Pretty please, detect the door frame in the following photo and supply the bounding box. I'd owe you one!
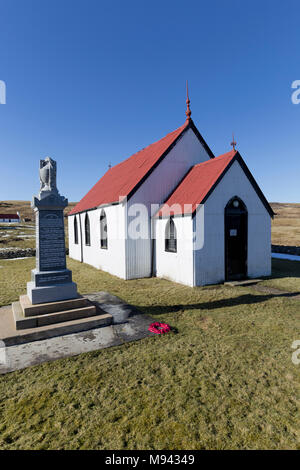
[224,196,248,281]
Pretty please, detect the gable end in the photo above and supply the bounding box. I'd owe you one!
[126,119,214,203]
[193,152,274,218]
[189,119,215,160]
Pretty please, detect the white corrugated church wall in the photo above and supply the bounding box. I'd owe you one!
[68,214,81,261]
[125,128,211,279]
[194,160,271,286]
[68,202,127,278]
[154,216,194,286]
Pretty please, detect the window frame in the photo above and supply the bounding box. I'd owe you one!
[74,216,78,245]
[100,210,108,250]
[85,213,91,246]
[165,217,177,253]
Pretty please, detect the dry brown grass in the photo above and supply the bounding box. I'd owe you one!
[270,203,300,246]
[0,200,77,222]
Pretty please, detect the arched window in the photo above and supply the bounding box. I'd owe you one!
[165,218,177,253]
[85,213,91,246]
[74,216,78,244]
[100,210,108,249]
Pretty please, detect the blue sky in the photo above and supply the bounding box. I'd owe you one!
[0,0,300,203]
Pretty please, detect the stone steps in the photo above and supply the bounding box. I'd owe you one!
[4,309,113,346]
[8,294,113,345]
[13,302,98,330]
[20,295,89,318]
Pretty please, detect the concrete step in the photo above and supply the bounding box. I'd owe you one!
[20,294,89,317]
[224,279,263,287]
[13,302,97,330]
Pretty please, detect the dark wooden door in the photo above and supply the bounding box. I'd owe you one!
[225,199,247,281]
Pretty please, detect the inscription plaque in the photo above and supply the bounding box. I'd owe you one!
[37,210,66,271]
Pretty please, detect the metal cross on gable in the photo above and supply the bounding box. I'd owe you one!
[231,133,237,151]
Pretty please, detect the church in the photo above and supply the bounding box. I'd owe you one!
[68,92,274,287]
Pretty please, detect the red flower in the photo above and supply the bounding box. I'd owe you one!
[148,322,171,334]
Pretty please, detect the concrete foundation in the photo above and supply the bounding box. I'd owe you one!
[0,293,155,375]
[0,292,154,369]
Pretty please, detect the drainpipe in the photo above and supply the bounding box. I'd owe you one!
[150,216,155,277]
[79,213,83,263]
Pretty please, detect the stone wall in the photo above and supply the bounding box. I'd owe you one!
[0,248,69,259]
[0,248,35,259]
[272,245,300,256]
[0,244,298,260]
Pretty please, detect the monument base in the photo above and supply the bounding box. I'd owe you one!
[27,281,78,305]
[31,268,73,286]
[8,294,112,341]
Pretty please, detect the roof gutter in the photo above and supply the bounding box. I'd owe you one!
[68,200,121,217]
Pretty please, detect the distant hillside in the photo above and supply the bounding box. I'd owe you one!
[270,202,300,247]
[270,202,300,218]
[0,200,77,221]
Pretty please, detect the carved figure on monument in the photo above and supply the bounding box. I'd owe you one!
[33,156,67,208]
[39,157,58,194]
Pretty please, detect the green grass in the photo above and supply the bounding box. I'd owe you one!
[0,258,299,449]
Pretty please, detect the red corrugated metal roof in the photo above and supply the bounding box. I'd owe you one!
[156,150,237,217]
[0,213,20,219]
[69,121,190,215]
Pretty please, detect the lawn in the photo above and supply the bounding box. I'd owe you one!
[0,257,299,450]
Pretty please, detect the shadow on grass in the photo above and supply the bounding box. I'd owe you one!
[143,290,300,316]
[270,258,300,279]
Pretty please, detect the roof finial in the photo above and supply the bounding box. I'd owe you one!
[185,80,191,121]
[108,161,112,169]
[230,133,237,151]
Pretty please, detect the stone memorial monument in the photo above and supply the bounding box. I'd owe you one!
[27,157,78,304]
[9,157,112,340]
